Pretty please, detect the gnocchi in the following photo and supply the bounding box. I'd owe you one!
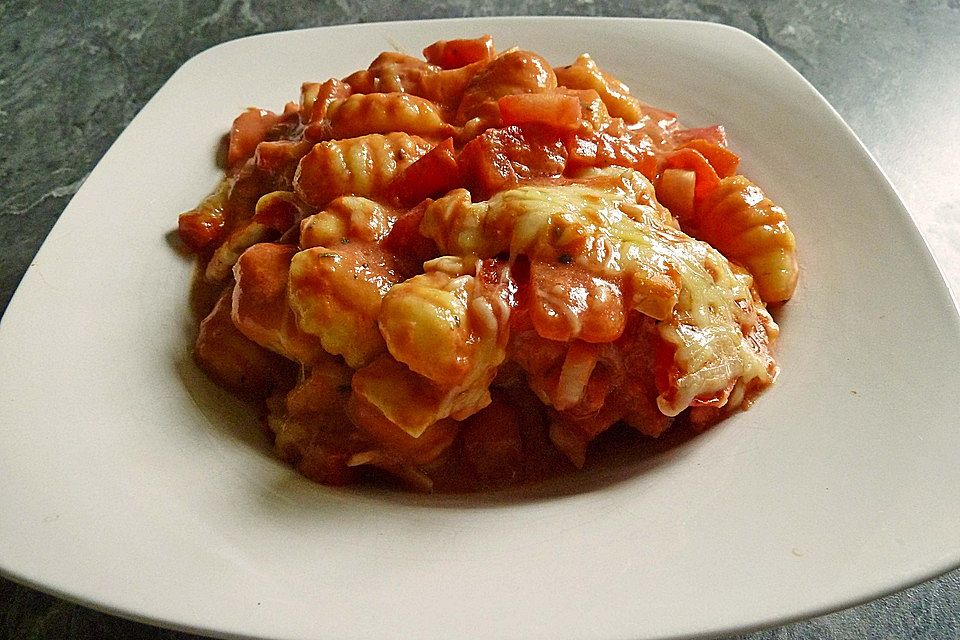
[178,36,798,491]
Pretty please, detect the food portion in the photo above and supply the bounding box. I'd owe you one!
[178,36,798,491]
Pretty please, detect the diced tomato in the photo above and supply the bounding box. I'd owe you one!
[178,208,224,251]
[254,139,312,176]
[566,133,599,164]
[459,125,567,198]
[497,93,581,130]
[195,288,293,396]
[388,138,461,206]
[380,201,440,276]
[563,129,658,179]
[422,35,495,69]
[678,138,739,179]
[672,124,727,147]
[347,384,459,465]
[177,179,231,251]
[303,79,352,140]
[250,193,299,232]
[653,337,679,404]
[640,104,679,128]
[529,261,626,343]
[661,147,721,204]
[227,108,283,170]
[458,134,516,197]
[606,132,658,178]
[456,51,558,124]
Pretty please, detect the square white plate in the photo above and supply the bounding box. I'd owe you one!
[2,17,960,640]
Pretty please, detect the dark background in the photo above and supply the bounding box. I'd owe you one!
[2,1,959,638]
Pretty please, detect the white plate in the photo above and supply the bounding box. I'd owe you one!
[2,17,959,640]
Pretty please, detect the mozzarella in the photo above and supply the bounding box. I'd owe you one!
[422,168,778,416]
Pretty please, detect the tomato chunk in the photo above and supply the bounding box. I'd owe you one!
[661,147,720,203]
[388,138,461,206]
[423,35,495,69]
[227,108,282,169]
[564,130,657,179]
[529,261,625,343]
[497,93,581,130]
[178,208,224,251]
[459,125,567,198]
[671,124,727,147]
[177,179,230,251]
[678,138,740,179]
[380,201,440,277]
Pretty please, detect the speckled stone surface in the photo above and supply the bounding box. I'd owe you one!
[1,1,959,639]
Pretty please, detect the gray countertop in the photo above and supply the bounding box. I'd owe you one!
[2,1,959,638]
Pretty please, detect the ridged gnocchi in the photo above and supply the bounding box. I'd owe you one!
[179,35,798,491]
[287,243,401,368]
[294,132,433,207]
[326,93,451,139]
[697,175,799,304]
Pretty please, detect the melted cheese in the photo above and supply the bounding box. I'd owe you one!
[656,249,778,416]
[421,168,778,416]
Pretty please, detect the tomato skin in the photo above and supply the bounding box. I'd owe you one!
[388,138,461,206]
[497,93,581,130]
[422,35,495,69]
[678,138,740,179]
